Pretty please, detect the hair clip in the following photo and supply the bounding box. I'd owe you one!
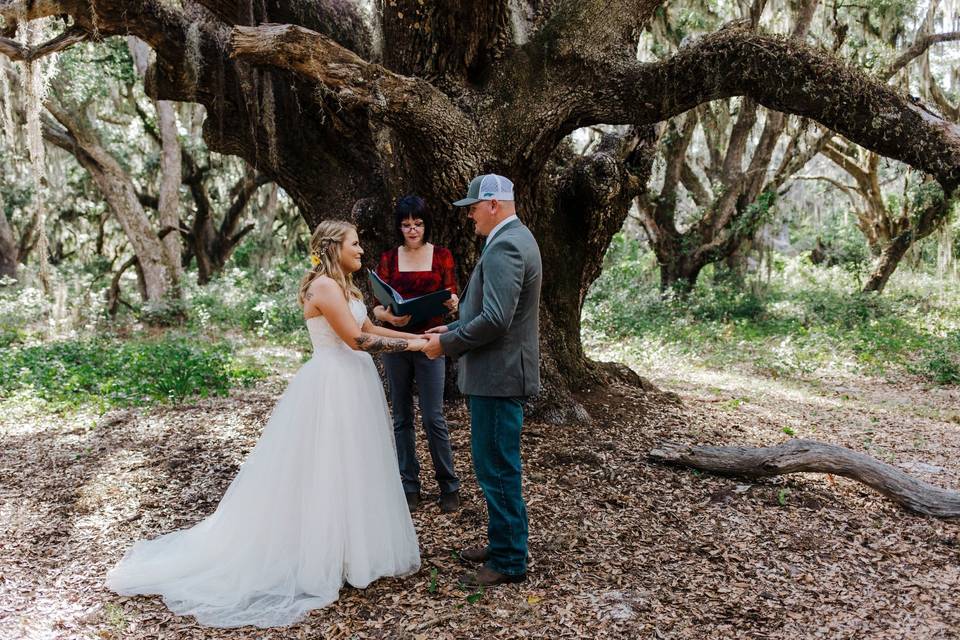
[309,253,321,267]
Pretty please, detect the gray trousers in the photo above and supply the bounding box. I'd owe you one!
[382,351,460,495]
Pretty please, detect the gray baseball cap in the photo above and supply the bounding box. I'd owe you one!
[452,174,515,206]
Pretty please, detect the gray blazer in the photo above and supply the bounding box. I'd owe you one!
[440,218,542,397]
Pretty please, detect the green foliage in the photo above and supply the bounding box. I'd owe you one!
[465,587,485,604]
[777,488,790,507]
[55,39,136,106]
[183,261,308,344]
[908,332,960,385]
[0,335,265,410]
[735,190,777,238]
[584,234,960,385]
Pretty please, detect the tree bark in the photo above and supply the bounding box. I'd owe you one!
[42,101,173,302]
[128,36,184,284]
[862,181,954,293]
[0,193,16,279]
[155,100,184,284]
[649,439,960,519]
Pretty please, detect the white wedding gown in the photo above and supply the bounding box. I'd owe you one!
[106,299,421,628]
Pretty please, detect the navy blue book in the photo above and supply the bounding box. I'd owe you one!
[368,271,452,327]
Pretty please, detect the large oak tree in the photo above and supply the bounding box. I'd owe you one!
[3,0,959,421]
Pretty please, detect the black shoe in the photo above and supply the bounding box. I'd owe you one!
[405,491,420,512]
[439,490,460,513]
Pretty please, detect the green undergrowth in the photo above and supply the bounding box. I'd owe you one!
[0,335,266,412]
[584,234,960,384]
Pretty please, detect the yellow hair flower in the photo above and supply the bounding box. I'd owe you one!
[309,253,321,267]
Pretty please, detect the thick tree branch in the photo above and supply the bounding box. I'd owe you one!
[219,170,270,241]
[879,32,960,81]
[649,439,960,519]
[229,22,484,197]
[680,161,711,207]
[0,0,69,30]
[533,0,663,58]
[588,28,960,187]
[662,113,697,197]
[0,26,85,61]
[193,0,372,57]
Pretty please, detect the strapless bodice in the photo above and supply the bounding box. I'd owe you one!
[306,298,367,350]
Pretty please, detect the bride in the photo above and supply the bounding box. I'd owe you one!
[106,220,426,628]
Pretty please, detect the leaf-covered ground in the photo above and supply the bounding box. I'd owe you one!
[2,347,959,639]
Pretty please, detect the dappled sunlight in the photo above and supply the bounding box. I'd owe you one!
[586,331,960,490]
[72,449,151,531]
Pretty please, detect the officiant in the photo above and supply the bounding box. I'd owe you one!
[372,194,461,514]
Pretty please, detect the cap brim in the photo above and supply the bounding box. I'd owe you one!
[452,197,481,207]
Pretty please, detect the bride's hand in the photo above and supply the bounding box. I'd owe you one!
[407,338,429,352]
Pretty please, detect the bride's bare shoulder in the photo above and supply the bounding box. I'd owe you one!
[308,275,338,295]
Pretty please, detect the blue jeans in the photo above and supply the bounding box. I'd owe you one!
[469,395,528,576]
[383,351,459,495]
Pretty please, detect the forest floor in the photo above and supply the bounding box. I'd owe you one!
[1,342,959,640]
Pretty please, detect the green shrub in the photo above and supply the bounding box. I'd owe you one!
[910,332,960,385]
[583,237,960,385]
[184,264,307,342]
[0,335,266,410]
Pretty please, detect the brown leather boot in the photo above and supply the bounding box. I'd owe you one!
[459,565,526,587]
[405,491,420,512]
[439,490,460,513]
[458,545,489,564]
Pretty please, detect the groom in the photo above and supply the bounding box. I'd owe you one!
[424,174,542,587]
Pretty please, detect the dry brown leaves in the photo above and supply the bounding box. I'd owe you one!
[1,362,959,639]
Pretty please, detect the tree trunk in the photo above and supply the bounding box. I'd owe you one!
[42,101,173,302]
[183,161,268,284]
[253,183,279,269]
[862,231,915,293]
[129,36,184,285]
[658,255,704,294]
[155,99,184,285]
[649,439,960,519]
[862,182,954,293]
[0,196,16,279]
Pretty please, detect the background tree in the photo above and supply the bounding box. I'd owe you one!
[637,0,960,294]
[3,0,960,420]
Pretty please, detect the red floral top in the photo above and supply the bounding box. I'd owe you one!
[375,245,458,333]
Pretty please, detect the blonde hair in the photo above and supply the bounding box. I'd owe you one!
[298,220,363,306]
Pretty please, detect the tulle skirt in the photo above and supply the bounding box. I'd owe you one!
[106,346,421,628]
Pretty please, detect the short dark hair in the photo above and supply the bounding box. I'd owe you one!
[393,194,431,242]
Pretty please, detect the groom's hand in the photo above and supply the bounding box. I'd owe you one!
[423,333,444,359]
[425,325,449,335]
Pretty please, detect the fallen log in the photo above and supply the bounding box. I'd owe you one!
[649,438,960,519]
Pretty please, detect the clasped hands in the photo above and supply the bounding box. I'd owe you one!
[402,326,447,357]
[421,325,447,359]
[373,295,456,358]
[393,327,445,357]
